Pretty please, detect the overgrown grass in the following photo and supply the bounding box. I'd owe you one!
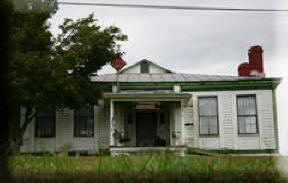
[8,154,287,183]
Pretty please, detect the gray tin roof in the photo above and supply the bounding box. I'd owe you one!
[91,73,263,83]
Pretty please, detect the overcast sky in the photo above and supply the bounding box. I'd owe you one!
[50,0,288,155]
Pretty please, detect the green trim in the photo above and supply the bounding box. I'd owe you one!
[182,85,273,91]
[120,86,173,90]
[186,148,278,155]
[104,92,191,99]
[272,89,279,153]
[94,78,282,92]
[209,149,277,154]
[21,149,111,156]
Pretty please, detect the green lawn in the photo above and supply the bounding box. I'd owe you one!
[8,154,288,183]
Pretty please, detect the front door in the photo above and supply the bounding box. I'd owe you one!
[136,112,157,147]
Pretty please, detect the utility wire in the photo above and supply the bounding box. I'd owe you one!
[58,2,288,12]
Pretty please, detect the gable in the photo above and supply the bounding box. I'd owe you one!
[120,59,173,74]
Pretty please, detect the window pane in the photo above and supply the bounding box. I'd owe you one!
[74,107,94,137]
[199,116,218,134]
[75,117,86,136]
[199,97,217,116]
[35,108,55,137]
[238,116,257,134]
[237,96,256,115]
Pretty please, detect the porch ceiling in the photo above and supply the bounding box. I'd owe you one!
[103,92,191,101]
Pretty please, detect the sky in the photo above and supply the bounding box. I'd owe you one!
[50,0,288,155]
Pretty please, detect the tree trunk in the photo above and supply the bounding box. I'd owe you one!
[13,106,37,150]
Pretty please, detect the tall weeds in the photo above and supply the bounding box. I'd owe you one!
[8,153,285,183]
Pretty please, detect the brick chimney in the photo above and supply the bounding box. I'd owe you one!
[238,45,265,77]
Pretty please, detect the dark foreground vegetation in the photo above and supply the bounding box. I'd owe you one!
[7,154,288,183]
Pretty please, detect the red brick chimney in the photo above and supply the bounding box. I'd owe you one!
[238,62,250,77]
[238,45,265,77]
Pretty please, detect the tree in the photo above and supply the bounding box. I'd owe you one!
[9,0,58,148]
[10,3,127,148]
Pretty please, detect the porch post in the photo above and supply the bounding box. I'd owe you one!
[110,99,116,146]
[181,99,186,146]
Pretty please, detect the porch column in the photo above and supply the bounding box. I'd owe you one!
[181,99,186,146]
[110,99,116,146]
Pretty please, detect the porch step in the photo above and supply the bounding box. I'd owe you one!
[186,148,222,156]
[110,147,187,156]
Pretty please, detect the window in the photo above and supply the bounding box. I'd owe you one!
[198,97,219,135]
[35,108,55,137]
[74,107,94,137]
[237,95,258,134]
[140,61,149,73]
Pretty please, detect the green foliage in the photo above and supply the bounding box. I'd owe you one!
[11,10,127,108]
[9,154,286,183]
[10,9,54,107]
[55,14,127,74]
[9,0,127,147]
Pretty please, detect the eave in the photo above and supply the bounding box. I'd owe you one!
[94,77,282,92]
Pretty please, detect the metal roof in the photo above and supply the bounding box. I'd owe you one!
[91,73,264,83]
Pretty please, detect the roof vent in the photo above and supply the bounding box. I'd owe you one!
[140,61,149,73]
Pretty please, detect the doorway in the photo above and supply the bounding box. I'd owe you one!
[136,112,157,147]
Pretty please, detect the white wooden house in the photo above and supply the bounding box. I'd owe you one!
[20,46,282,154]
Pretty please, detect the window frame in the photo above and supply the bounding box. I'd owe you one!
[236,94,259,135]
[74,107,94,137]
[140,61,149,73]
[198,96,219,136]
[35,108,56,138]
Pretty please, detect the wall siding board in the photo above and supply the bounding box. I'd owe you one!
[20,89,277,153]
[222,93,235,149]
[189,90,276,150]
[182,99,194,147]
[20,107,31,152]
[55,109,69,151]
[98,105,110,149]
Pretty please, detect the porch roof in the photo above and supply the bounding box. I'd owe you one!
[103,92,191,101]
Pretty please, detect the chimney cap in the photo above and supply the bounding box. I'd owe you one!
[249,45,263,54]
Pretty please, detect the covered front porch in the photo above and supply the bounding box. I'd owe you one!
[104,92,193,151]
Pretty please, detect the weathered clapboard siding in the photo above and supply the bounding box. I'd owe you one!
[199,137,220,149]
[73,138,94,150]
[55,109,69,151]
[20,106,102,152]
[34,138,55,152]
[97,102,110,149]
[237,136,260,149]
[221,93,235,149]
[183,103,194,147]
[257,90,276,149]
[189,90,276,150]
[20,89,277,153]
[20,107,31,152]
